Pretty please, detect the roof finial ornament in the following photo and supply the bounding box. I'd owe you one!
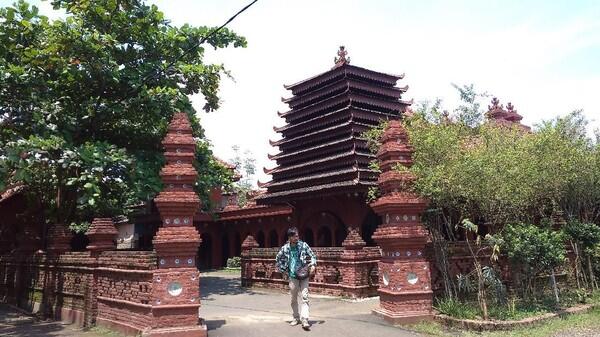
[506,102,516,113]
[333,45,350,68]
[488,97,502,111]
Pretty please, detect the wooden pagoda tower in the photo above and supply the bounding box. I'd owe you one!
[257,46,412,204]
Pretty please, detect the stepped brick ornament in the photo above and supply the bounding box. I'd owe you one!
[370,120,433,323]
[86,218,117,253]
[341,227,366,250]
[487,98,531,131]
[150,112,206,337]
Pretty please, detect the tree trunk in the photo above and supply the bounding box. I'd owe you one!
[571,241,582,289]
[550,269,560,304]
[588,255,597,290]
[476,263,488,320]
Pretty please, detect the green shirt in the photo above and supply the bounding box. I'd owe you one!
[289,244,300,278]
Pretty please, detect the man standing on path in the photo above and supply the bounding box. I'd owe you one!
[276,227,317,330]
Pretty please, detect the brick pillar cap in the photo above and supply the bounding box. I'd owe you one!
[47,223,73,253]
[86,217,118,236]
[86,217,117,252]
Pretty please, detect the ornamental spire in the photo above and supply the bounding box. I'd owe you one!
[333,45,350,68]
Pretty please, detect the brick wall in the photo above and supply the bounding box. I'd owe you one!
[0,250,157,332]
[241,246,380,298]
[0,252,94,325]
[240,241,528,298]
[95,251,156,332]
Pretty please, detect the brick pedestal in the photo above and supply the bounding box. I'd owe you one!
[339,228,370,297]
[46,223,73,255]
[241,235,259,287]
[370,120,433,324]
[84,218,118,327]
[147,113,206,337]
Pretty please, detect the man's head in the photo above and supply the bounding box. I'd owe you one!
[287,227,299,245]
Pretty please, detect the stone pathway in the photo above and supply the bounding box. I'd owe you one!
[199,270,420,337]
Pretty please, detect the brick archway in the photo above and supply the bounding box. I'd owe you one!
[268,229,278,248]
[256,230,265,248]
[198,233,213,270]
[361,210,381,247]
[303,228,314,246]
[303,211,345,247]
[316,226,333,246]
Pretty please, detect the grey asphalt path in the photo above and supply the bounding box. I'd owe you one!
[200,270,423,337]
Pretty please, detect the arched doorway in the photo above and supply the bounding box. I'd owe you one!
[361,210,381,246]
[334,224,347,247]
[221,235,230,267]
[303,211,344,247]
[256,230,265,248]
[234,232,241,257]
[269,229,279,248]
[316,226,332,246]
[198,233,213,270]
[303,228,314,247]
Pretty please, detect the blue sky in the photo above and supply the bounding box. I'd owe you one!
[2,0,600,183]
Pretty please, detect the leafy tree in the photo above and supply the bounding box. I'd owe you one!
[451,83,489,128]
[564,220,600,290]
[364,83,600,300]
[230,145,256,207]
[456,219,504,320]
[0,0,245,232]
[500,223,566,302]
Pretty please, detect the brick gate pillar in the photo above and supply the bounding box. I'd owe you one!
[85,217,117,327]
[147,112,206,337]
[370,120,433,324]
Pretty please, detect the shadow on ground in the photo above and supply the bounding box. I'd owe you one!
[0,305,69,337]
[201,275,258,298]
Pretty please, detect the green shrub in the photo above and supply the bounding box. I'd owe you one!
[226,256,241,268]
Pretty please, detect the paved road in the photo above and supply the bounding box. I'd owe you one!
[200,270,421,337]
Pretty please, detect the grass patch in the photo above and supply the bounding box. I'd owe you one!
[435,297,479,319]
[466,306,600,337]
[413,290,600,336]
[434,289,599,321]
[409,307,600,337]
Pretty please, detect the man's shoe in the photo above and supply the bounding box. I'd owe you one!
[289,319,301,326]
[302,319,310,330]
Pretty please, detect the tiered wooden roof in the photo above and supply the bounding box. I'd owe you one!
[257,47,411,204]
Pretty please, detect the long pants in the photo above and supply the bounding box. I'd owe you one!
[289,277,309,320]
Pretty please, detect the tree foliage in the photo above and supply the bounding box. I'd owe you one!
[230,145,256,207]
[0,0,245,231]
